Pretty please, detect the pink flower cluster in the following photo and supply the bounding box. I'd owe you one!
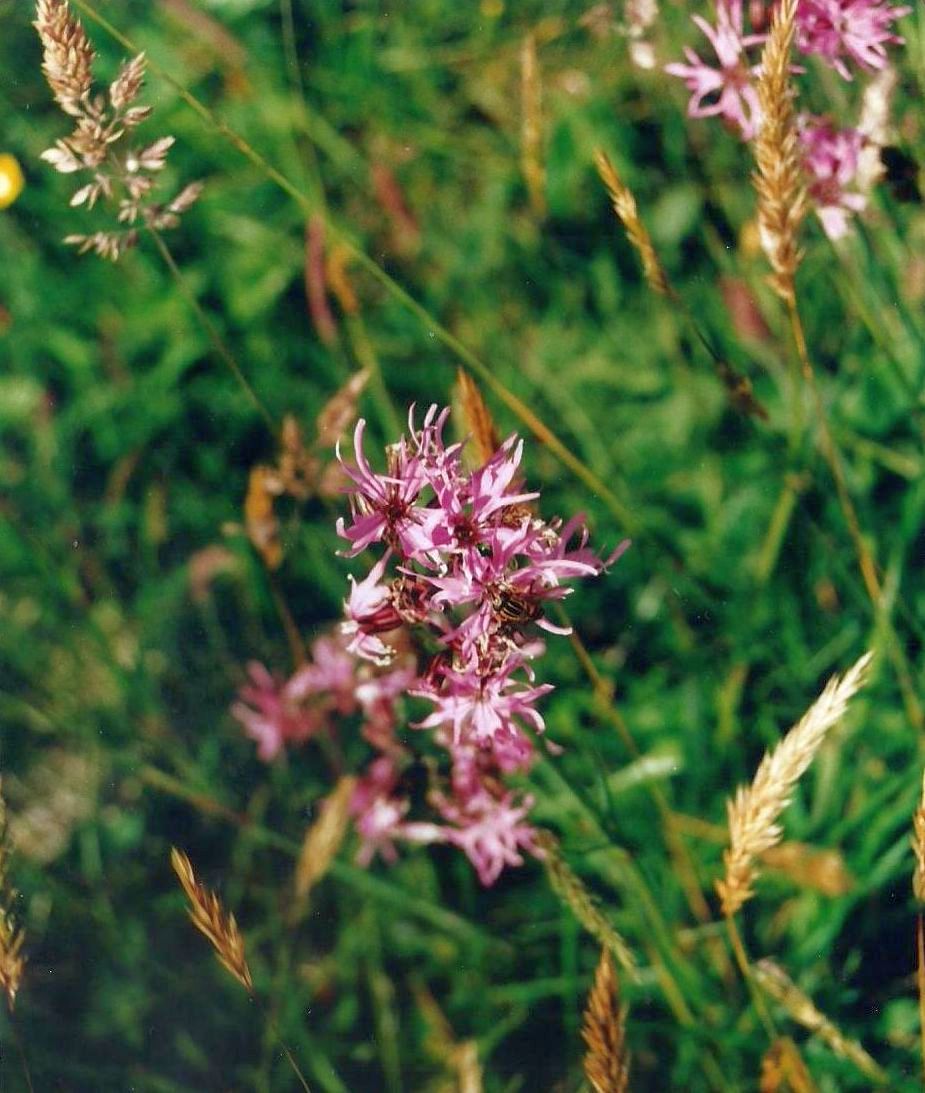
[337,406,623,884]
[667,0,909,237]
[232,406,622,885]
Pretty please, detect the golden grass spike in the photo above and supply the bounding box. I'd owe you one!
[752,0,807,304]
[755,959,887,1085]
[594,150,668,297]
[0,785,25,1012]
[912,769,925,902]
[760,1037,817,1093]
[293,776,356,908]
[520,33,545,218]
[170,847,253,993]
[455,369,502,465]
[536,831,636,974]
[717,652,872,917]
[582,949,630,1093]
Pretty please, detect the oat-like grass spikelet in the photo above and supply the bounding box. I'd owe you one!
[594,150,668,297]
[520,33,545,218]
[717,652,872,917]
[171,847,253,993]
[455,369,501,465]
[536,831,636,974]
[0,787,25,1012]
[582,949,630,1093]
[753,0,807,304]
[755,959,887,1084]
[760,1037,817,1092]
[293,776,356,908]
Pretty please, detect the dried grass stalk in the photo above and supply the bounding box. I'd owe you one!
[594,150,668,297]
[244,465,283,570]
[455,369,501,465]
[293,776,356,907]
[912,768,925,902]
[582,949,630,1093]
[752,0,807,303]
[520,33,546,217]
[170,847,253,993]
[0,786,25,1012]
[759,1037,817,1093]
[755,959,887,1084]
[536,831,636,973]
[760,841,854,898]
[316,370,369,450]
[717,652,872,917]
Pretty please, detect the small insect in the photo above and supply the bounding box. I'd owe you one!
[489,584,541,628]
[881,146,922,204]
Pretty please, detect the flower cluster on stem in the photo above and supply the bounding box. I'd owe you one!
[233,405,622,885]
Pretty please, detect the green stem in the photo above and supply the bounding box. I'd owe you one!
[147,227,275,431]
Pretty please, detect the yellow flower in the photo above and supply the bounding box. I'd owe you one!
[0,155,25,210]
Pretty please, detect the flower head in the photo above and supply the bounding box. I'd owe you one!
[798,115,867,238]
[796,0,910,80]
[666,0,766,138]
[0,155,25,210]
[231,662,322,762]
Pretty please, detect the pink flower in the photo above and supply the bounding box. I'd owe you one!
[342,553,402,664]
[796,0,910,80]
[231,661,322,761]
[336,418,442,559]
[666,0,765,139]
[350,758,444,866]
[438,789,539,886]
[799,116,867,238]
[288,633,359,715]
[415,652,552,765]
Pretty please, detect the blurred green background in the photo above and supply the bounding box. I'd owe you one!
[2,0,925,1089]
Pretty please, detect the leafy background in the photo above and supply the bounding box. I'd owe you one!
[1,0,925,1089]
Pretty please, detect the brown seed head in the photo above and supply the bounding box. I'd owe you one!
[170,847,253,993]
[594,149,669,296]
[0,787,25,1012]
[34,0,95,117]
[752,0,807,303]
[582,949,630,1093]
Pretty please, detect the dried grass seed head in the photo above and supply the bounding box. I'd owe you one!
[717,652,872,917]
[171,847,253,993]
[753,0,807,303]
[582,949,630,1093]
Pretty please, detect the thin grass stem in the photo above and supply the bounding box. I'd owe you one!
[147,227,275,431]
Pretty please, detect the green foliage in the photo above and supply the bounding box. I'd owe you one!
[1,0,925,1089]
